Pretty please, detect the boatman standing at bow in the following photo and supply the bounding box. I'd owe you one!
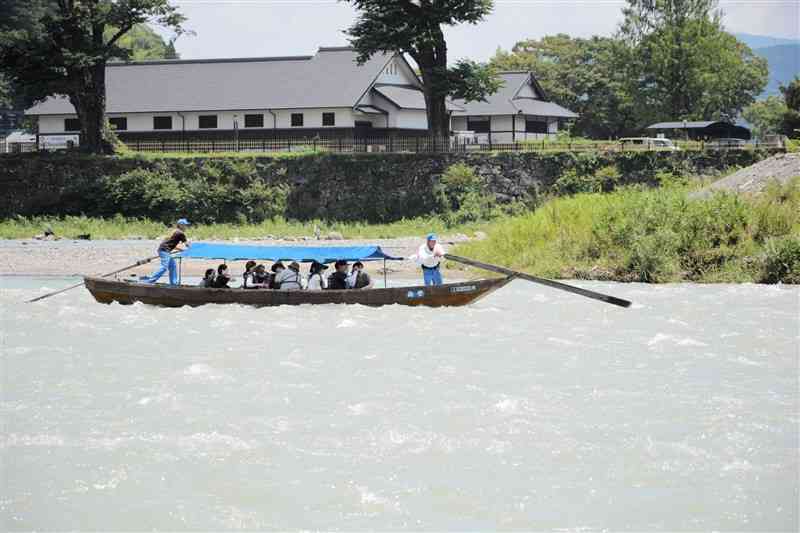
[141,218,190,285]
[411,233,445,286]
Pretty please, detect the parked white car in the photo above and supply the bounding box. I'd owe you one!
[619,137,681,151]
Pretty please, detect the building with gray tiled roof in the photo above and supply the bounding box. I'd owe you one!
[451,71,578,144]
[27,47,439,143]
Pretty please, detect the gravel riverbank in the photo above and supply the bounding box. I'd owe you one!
[0,236,470,280]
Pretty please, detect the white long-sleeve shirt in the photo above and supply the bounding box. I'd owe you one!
[307,272,327,290]
[412,242,445,268]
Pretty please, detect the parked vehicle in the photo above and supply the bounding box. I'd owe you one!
[619,137,681,151]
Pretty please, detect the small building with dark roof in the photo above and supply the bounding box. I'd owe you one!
[450,71,578,144]
[646,121,751,141]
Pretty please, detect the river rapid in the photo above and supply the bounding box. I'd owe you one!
[1,277,798,531]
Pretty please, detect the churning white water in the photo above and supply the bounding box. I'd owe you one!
[1,277,798,530]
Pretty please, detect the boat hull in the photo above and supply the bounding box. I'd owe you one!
[83,276,512,308]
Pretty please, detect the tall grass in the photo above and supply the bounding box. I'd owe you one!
[453,177,800,283]
[0,214,486,241]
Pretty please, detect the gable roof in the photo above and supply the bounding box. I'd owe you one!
[451,71,578,119]
[26,47,394,115]
[372,84,463,112]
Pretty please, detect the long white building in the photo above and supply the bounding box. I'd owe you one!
[26,47,577,145]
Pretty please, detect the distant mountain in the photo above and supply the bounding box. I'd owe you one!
[733,33,799,50]
[755,44,800,96]
[732,33,799,98]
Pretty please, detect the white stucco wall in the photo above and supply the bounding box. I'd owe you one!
[36,107,370,134]
[450,114,558,143]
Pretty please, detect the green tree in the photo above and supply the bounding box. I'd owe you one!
[343,0,501,137]
[0,0,186,154]
[620,0,768,123]
[780,77,800,138]
[742,96,788,138]
[106,23,181,61]
[491,35,640,138]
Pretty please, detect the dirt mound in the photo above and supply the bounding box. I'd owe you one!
[692,153,800,198]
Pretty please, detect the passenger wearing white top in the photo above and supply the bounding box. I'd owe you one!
[410,233,445,286]
[275,261,304,290]
[306,261,328,290]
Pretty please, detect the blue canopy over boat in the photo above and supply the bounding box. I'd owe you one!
[177,243,402,263]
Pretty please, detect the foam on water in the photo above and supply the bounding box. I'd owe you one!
[1,277,798,530]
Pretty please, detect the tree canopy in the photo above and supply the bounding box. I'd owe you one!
[343,0,500,137]
[0,0,186,153]
[619,0,768,123]
[490,0,769,138]
[490,35,639,138]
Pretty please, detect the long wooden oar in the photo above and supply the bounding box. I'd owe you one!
[27,255,159,303]
[445,254,632,308]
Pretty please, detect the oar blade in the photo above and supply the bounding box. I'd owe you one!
[445,254,632,308]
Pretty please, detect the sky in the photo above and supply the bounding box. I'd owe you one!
[163,0,800,62]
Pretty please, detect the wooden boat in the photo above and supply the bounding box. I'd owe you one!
[84,275,514,308]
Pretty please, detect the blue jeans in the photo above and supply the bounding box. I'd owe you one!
[422,266,443,286]
[143,250,177,285]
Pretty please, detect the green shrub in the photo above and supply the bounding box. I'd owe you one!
[759,235,800,283]
[751,177,800,241]
[436,162,499,226]
[102,167,187,223]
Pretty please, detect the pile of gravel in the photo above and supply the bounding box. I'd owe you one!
[691,153,800,198]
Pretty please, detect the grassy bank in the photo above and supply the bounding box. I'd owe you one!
[452,178,800,284]
[0,214,486,241]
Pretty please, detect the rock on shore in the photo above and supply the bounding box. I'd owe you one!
[692,153,800,198]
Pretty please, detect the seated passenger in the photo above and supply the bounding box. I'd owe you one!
[269,262,285,289]
[242,260,257,289]
[251,264,270,288]
[347,261,374,289]
[306,260,329,290]
[198,268,216,288]
[275,261,303,290]
[327,260,349,290]
[211,264,232,288]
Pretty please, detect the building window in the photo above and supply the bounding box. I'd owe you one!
[108,117,127,131]
[244,114,263,128]
[525,119,548,134]
[64,118,81,132]
[322,112,335,127]
[291,113,304,127]
[198,115,218,129]
[153,116,172,130]
[467,118,490,134]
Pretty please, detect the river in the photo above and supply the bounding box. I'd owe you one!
[1,277,798,530]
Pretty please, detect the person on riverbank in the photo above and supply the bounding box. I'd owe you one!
[307,261,328,290]
[141,219,190,285]
[327,260,349,290]
[411,233,445,286]
[347,261,373,289]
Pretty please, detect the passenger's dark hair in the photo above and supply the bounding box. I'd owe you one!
[245,260,257,271]
[217,264,228,275]
[203,268,215,279]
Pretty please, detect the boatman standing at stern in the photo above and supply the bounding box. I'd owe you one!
[412,233,445,286]
[141,218,190,285]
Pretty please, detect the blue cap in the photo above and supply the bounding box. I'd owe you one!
[427,233,438,241]
[177,218,190,226]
